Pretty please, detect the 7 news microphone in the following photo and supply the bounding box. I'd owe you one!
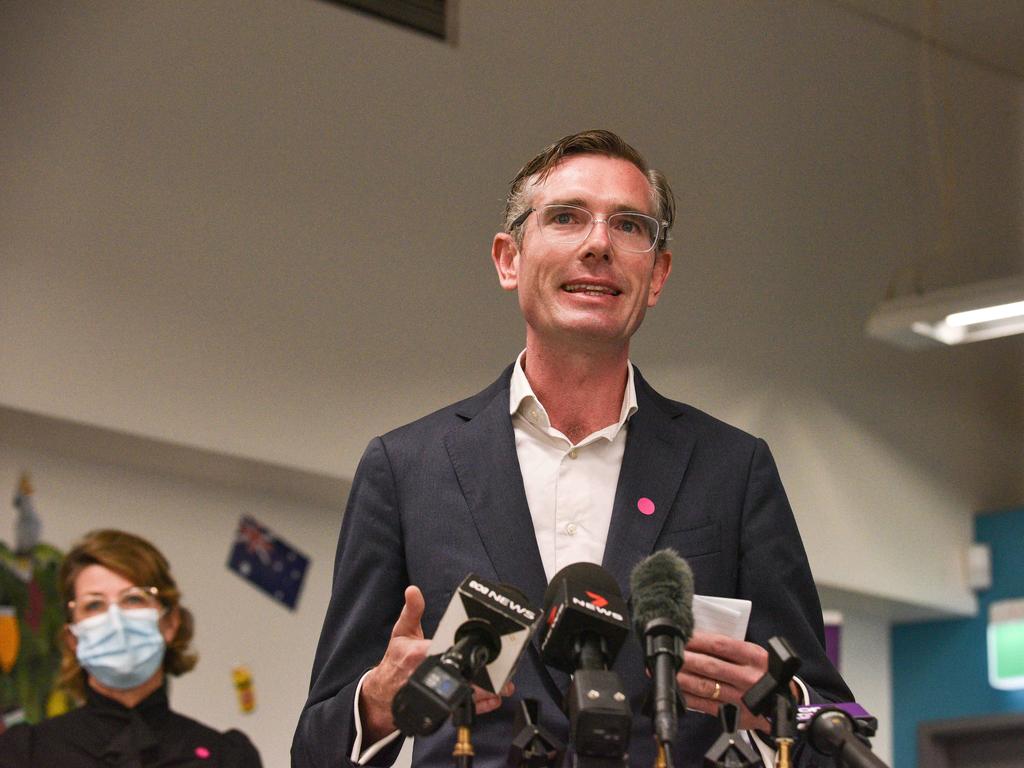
[539,562,632,764]
[392,574,540,737]
[628,548,695,761]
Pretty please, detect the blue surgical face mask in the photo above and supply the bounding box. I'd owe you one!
[71,605,167,690]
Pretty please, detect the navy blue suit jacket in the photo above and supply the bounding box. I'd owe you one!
[292,366,851,767]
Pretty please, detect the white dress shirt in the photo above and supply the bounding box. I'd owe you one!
[509,349,638,582]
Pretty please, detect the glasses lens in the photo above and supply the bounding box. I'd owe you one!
[72,587,159,619]
[537,205,592,243]
[118,587,159,613]
[536,205,659,252]
[74,596,110,619]
[607,212,659,252]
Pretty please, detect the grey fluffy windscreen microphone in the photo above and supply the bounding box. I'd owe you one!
[630,548,695,640]
[629,549,695,747]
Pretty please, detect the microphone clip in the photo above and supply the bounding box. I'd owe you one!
[507,699,565,768]
[741,636,801,768]
[703,704,760,768]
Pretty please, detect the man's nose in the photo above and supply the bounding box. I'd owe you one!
[582,218,613,261]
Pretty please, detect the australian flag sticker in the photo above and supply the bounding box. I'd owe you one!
[227,515,309,610]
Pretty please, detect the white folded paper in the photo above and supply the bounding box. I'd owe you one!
[692,594,752,640]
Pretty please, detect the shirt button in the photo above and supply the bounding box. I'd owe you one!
[566,523,578,536]
[568,449,578,459]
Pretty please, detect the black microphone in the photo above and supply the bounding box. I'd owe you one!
[629,549,695,748]
[540,562,629,672]
[392,574,540,736]
[806,708,889,768]
[539,562,631,762]
[796,702,877,735]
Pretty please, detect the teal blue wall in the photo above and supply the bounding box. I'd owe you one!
[891,506,1024,768]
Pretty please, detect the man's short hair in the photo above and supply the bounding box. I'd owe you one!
[503,129,675,250]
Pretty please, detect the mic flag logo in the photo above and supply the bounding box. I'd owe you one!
[227,515,309,611]
[428,575,541,694]
[585,591,609,608]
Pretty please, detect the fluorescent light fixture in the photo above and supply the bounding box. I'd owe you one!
[866,275,1024,348]
[988,599,1024,690]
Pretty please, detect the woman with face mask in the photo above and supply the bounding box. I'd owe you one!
[0,529,262,766]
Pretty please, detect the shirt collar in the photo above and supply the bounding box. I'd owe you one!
[509,349,639,434]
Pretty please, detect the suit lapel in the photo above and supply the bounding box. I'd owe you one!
[602,368,696,598]
[443,369,572,701]
[443,370,549,613]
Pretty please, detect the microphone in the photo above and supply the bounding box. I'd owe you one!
[539,562,629,672]
[539,562,631,762]
[392,574,540,736]
[806,708,889,768]
[796,702,877,735]
[629,549,695,747]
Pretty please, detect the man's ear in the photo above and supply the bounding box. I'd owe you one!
[492,233,520,292]
[647,249,672,307]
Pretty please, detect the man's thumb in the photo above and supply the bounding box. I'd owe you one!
[391,585,426,639]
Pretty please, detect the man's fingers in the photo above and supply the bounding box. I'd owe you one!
[686,631,768,668]
[678,667,772,733]
[677,670,728,701]
[471,680,516,716]
[684,694,769,732]
[682,632,769,695]
[391,585,426,640]
[475,695,502,715]
[470,680,515,703]
[473,691,503,715]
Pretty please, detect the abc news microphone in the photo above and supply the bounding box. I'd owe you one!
[391,575,540,737]
[539,562,631,766]
[628,549,695,764]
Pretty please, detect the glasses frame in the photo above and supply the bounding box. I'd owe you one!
[510,204,669,253]
[67,585,162,620]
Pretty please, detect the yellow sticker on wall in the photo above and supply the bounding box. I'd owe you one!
[232,665,256,713]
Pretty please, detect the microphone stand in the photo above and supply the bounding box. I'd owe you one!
[566,634,631,768]
[704,704,760,768]
[452,694,475,768]
[741,637,801,768]
[507,699,565,768]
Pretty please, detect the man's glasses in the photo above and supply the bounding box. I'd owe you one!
[510,204,667,253]
[68,586,161,620]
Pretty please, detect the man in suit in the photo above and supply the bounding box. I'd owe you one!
[292,130,851,768]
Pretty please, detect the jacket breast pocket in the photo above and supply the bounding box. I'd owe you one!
[656,520,721,560]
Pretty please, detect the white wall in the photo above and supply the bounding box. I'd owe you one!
[0,441,341,767]
[836,608,893,765]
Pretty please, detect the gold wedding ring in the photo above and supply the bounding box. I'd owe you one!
[711,681,721,700]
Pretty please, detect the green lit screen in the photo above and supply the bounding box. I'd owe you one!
[989,620,1024,688]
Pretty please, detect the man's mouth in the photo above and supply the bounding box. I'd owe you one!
[562,283,621,296]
